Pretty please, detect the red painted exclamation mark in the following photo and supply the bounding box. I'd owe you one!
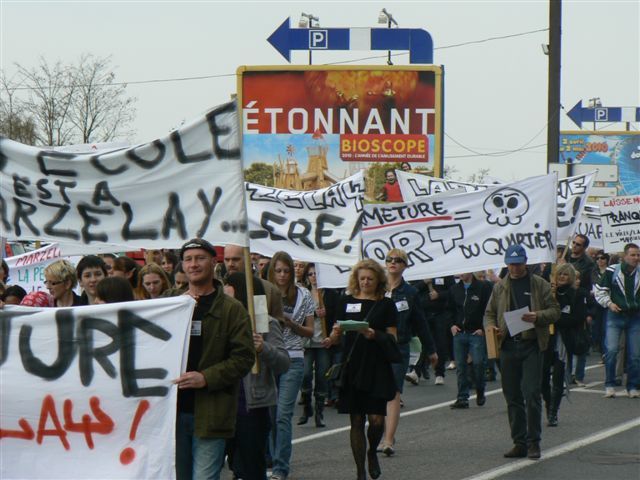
[119,400,150,465]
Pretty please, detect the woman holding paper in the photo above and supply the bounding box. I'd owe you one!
[542,263,587,426]
[268,251,314,480]
[328,259,398,480]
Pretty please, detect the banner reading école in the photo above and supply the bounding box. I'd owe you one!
[0,296,194,479]
[0,101,248,249]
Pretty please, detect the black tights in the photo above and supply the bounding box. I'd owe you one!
[350,413,384,479]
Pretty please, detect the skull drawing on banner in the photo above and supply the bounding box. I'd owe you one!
[483,188,530,226]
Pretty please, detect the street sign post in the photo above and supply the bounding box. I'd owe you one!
[267,17,434,64]
[566,100,640,129]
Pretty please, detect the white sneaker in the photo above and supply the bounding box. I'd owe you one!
[405,371,419,385]
[446,361,456,370]
[574,379,586,387]
[604,387,616,398]
[435,376,444,385]
[628,389,640,398]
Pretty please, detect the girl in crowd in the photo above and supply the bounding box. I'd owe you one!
[542,263,587,426]
[267,251,314,480]
[1,285,27,305]
[298,262,339,428]
[223,272,290,480]
[111,256,141,290]
[76,255,108,305]
[161,251,179,283]
[173,264,189,291]
[135,263,172,300]
[95,276,135,304]
[44,260,83,307]
[100,253,116,275]
[293,260,307,285]
[328,259,398,480]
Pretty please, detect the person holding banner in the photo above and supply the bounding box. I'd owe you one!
[267,251,314,480]
[594,242,640,398]
[327,259,399,480]
[44,260,83,307]
[484,244,560,460]
[170,238,255,480]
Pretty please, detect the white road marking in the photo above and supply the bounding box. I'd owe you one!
[461,418,640,480]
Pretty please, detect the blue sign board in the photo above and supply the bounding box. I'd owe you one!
[567,100,640,129]
[267,18,434,64]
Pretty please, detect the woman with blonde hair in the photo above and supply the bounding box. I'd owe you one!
[135,263,172,300]
[327,259,399,480]
[44,259,82,307]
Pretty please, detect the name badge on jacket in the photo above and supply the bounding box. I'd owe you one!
[191,320,202,336]
[395,300,409,312]
[561,305,571,314]
[346,303,362,313]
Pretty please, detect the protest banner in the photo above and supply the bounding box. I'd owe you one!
[3,243,82,293]
[316,263,352,289]
[0,296,194,479]
[362,174,557,280]
[599,195,640,252]
[238,65,444,201]
[0,101,248,250]
[397,170,595,242]
[574,204,604,249]
[245,172,365,265]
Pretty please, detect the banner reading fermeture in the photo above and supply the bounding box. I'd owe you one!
[363,174,557,280]
[0,101,248,249]
[0,296,194,479]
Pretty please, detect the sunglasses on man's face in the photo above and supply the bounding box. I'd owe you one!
[386,257,406,264]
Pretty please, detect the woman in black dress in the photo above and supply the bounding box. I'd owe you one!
[328,259,398,480]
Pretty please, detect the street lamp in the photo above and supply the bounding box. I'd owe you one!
[299,13,319,65]
[378,8,398,65]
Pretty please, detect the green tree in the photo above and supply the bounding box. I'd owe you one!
[244,162,274,186]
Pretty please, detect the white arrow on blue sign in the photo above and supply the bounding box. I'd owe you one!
[566,100,640,128]
[267,17,434,64]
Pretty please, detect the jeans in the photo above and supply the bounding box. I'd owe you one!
[452,332,487,400]
[570,353,587,382]
[271,357,305,478]
[390,342,411,393]
[500,339,543,446]
[301,348,331,400]
[175,412,226,480]
[604,311,640,389]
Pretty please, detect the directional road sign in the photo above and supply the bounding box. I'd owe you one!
[267,17,434,64]
[566,100,640,129]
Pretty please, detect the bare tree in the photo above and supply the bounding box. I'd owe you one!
[0,73,37,144]
[17,58,76,146]
[69,54,136,143]
[1,54,136,146]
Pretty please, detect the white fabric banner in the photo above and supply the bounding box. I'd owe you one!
[316,263,351,289]
[245,172,365,265]
[4,243,80,293]
[0,101,248,249]
[397,170,596,243]
[362,174,558,280]
[600,195,640,253]
[0,296,194,480]
[574,204,603,249]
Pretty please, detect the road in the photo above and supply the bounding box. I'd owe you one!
[223,357,640,480]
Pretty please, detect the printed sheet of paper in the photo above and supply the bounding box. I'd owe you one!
[503,307,534,336]
[254,295,269,333]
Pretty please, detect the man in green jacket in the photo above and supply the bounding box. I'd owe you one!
[172,238,255,480]
[484,244,560,461]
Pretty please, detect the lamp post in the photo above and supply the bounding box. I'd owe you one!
[299,13,319,65]
[378,8,398,65]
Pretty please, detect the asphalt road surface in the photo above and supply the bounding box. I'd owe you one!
[223,356,640,480]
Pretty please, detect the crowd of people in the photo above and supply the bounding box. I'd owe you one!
[0,236,638,480]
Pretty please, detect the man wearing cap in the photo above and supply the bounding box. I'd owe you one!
[484,244,560,460]
[169,238,255,480]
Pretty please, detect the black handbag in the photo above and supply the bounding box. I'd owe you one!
[570,325,591,356]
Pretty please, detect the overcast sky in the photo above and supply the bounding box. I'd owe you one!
[1,1,638,181]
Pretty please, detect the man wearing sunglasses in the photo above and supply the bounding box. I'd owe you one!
[568,234,596,293]
[381,248,437,456]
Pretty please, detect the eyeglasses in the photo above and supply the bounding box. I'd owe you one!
[596,256,607,261]
[307,272,316,276]
[44,280,63,287]
[385,257,406,264]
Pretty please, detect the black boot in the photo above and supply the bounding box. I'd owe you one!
[297,393,313,425]
[314,399,326,428]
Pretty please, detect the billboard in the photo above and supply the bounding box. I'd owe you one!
[559,131,640,195]
[237,65,443,200]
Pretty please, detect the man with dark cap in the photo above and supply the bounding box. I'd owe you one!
[484,244,560,460]
[169,238,255,480]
